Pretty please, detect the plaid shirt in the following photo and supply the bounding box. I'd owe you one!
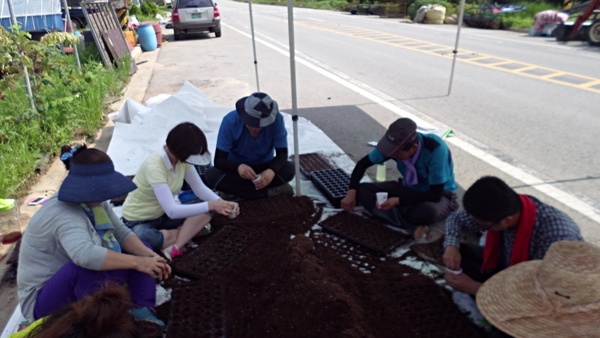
[444,195,583,268]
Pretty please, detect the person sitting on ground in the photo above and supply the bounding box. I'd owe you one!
[13,283,145,338]
[443,176,583,296]
[340,117,458,236]
[204,92,295,199]
[17,145,170,330]
[122,122,237,259]
[476,240,600,338]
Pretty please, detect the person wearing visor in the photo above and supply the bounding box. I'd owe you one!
[122,122,237,259]
[204,92,295,200]
[443,176,583,296]
[17,145,169,328]
[341,117,458,235]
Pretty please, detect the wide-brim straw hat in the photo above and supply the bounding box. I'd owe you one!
[476,241,600,337]
[58,160,137,204]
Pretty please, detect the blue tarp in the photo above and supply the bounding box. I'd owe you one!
[0,0,63,31]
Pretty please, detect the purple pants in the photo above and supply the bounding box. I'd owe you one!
[33,261,156,320]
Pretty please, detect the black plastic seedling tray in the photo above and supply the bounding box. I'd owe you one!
[172,225,257,280]
[310,168,350,208]
[319,212,411,255]
[167,283,226,338]
[294,152,337,178]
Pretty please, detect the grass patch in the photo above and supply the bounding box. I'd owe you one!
[0,26,130,197]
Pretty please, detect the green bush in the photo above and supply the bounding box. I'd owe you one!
[141,1,159,16]
[129,4,140,16]
[0,26,129,197]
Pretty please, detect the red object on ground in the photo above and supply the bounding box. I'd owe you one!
[1,231,22,245]
[141,21,162,47]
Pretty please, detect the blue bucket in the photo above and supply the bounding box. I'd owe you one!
[138,24,157,52]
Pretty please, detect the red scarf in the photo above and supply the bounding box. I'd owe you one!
[481,195,536,273]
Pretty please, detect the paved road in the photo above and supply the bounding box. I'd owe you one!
[149,1,600,244]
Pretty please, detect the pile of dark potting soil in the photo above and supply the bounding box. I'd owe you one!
[158,196,485,338]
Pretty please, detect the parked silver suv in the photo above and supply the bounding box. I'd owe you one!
[172,0,221,40]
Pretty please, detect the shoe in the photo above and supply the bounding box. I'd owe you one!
[162,244,184,261]
[195,223,212,237]
[137,320,164,338]
[267,183,294,197]
[131,307,165,327]
[218,191,242,201]
[413,225,429,240]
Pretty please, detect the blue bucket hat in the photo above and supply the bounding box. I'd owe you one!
[235,92,279,128]
[58,160,137,204]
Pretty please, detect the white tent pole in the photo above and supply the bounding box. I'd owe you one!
[248,0,260,91]
[286,0,301,196]
[448,0,466,96]
[6,0,36,111]
[61,0,82,73]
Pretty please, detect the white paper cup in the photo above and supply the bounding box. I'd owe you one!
[446,268,462,275]
[228,203,238,219]
[376,192,388,205]
[252,174,262,185]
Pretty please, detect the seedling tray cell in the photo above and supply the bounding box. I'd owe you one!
[319,212,410,255]
[390,275,484,337]
[310,168,350,208]
[295,152,337,178]
[212,196,319,231]
[167,283,226,338]
[173,226,257,279]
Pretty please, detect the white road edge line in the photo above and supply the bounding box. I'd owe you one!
[224,23,600,230]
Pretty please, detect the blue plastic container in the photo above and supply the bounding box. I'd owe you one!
[137,24,157,52]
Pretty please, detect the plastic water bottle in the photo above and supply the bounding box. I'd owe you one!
[376,164,386,182]
[0,199,22,245]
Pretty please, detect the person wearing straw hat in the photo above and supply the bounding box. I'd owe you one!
[443,176,583,296]
[341,117,458,236]
[204,92,295,200]
[17,145,170,329]
[476,240,600,337]
[122,122,237,260]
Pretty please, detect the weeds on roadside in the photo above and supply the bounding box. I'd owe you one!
[0,26,130,197]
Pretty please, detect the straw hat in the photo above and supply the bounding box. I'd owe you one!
[476,241,600,337]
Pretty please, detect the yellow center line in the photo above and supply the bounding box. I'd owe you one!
[293,20,600,94]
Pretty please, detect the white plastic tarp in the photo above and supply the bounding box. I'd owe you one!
[106,81,352,177]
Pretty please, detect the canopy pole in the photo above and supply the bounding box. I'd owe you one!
[61,0,82,73]
[6,0,36,111]
[248,0,260,91]
[286,0,301,196]
[448,0,466,96]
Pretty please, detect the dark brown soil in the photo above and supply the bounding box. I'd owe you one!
[158,196,485,338]
[296,152,337,177]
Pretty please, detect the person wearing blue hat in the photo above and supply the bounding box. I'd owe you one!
[122,122,237,260]
[204,92,295,199]
[17,145,170,331]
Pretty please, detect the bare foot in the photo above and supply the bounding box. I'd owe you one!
[413,225,429,240]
